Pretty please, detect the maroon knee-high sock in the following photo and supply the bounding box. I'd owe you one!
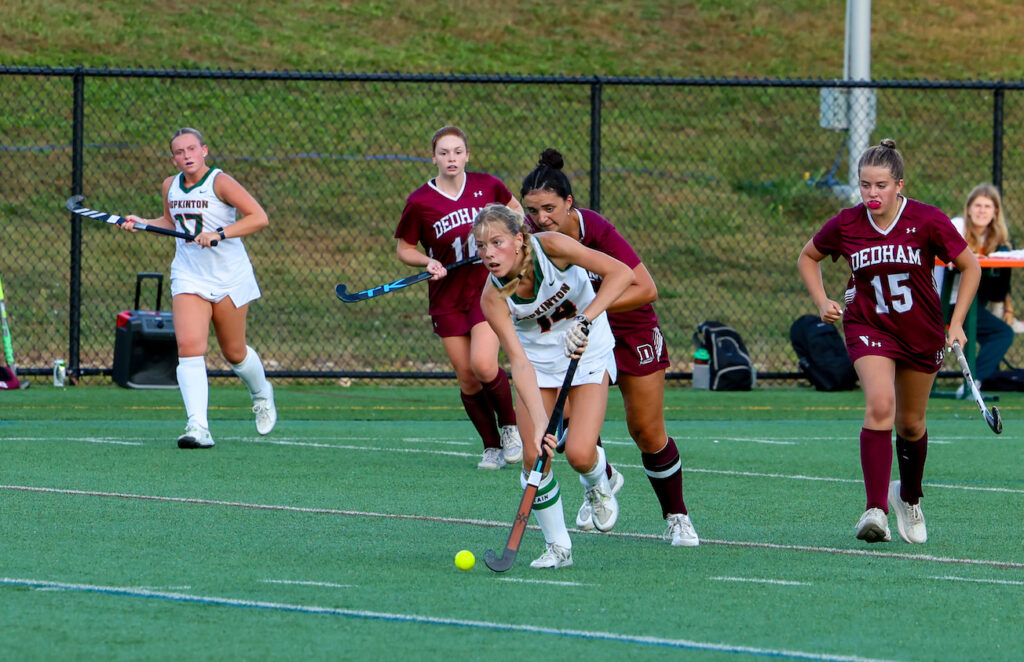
[642,437,687,517]
[460,390,500,449]
[860,427,893,512]
[895,431,927,505]
[481,368,516,427]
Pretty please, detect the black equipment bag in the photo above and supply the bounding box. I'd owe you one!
[112,272,178,389]
[789,314,858,391]
[693,321,754,391]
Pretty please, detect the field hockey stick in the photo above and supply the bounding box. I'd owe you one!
[951,341,1002,434]
[65,195,217,245]
[335,256,481,303]
[0,273,28,389]
[484,349,584,573]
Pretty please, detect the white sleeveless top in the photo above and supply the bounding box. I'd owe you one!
[492,234,614,379]
[168,168,257,291]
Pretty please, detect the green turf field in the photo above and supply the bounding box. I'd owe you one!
[2,383,1022,661]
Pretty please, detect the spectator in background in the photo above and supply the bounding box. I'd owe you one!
[945,184,1017,393]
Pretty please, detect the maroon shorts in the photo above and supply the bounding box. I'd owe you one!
[432,306,486,338]
[843,320,944,374]
[613,325,670,379]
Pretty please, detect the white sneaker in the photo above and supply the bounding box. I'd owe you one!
[665,513,699,547]
[177,423,214,449]
[252,384,277,435]
[1012,318,1024,334]
[576,466,624,530]
[529,543,573,569]
[585,483,619,532]
[500,425,523,464]
[888,481,927,543]
[855,507,891,543]
[477,447,506,470]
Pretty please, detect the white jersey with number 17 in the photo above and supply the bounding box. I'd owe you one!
[168,168,258,294]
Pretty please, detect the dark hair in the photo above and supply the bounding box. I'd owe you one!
[169,127,204,150]
[521,148,573,202]
[430,126,469,153]
[857,138,904,181]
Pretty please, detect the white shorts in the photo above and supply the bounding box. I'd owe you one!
[534,350,617,389]
[171,274,261,307]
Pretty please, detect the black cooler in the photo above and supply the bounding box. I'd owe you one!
[113,272,178,389]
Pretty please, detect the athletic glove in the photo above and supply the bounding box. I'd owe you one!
[563,315,591,357]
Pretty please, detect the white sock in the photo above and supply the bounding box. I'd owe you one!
[579,445,610,490]
[176,355,209,428]
[230,345,271,400]
[521,471,571,549]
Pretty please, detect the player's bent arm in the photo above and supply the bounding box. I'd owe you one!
[947,246,982,347]
[396,238,445,279]
[797,239,842,321]
[538,232,634,321]
[214,173,268,238]
[481,286,548,440]
[506,196,525,216]
[606,262,658,313]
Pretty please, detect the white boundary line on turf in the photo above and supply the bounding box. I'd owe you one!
[3,437,143,446]
[930,575,1024,587]
[710,576,812,586]
[3,484,1023,570]
[260,579,355,589]
[0,576,895,662]
[496,578,595,587]
[235,438,1024,494]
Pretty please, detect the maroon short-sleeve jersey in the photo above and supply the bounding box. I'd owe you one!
[395,172,513,316]
[813,197,967,360]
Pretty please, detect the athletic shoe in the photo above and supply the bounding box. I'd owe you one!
[665,513,700,547]
[500,425,523,464]
[177,424,214,449]
[477,447,506,470]
[855,507,891,543]
[888,480,927,543]
[576,466,624,530]
[529,543,573,569]
[585,483,619,532]
[252,384,277,435]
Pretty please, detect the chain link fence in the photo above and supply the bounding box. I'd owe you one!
[3,67,1024,385]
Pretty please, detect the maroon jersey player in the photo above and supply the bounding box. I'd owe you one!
[522,148,698,547]
[798,138,980,545]
[394,126,524,470]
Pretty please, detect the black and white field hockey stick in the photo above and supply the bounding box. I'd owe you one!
[335,256,480,303]
[65,195,217,245]
[952,341,1002,434]
[484,350,584,573]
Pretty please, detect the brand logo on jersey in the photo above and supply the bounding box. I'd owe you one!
[850,245,921,271]
[906,227,917,233]
[860,335,882,348]
[473,190,483,197]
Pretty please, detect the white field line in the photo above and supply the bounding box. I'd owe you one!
[0,576,896,662]
[260,579,355,589]
[2,484,1022,571]
[710,576,812,586]
[496,578,595,587]
[930,575,1024,587]
[2,437,143,446]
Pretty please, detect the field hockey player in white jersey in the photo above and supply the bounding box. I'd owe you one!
[121,128,276,448]
[473,203,634,568]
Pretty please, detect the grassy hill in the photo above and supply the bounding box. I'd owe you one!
[2,1,1024,80]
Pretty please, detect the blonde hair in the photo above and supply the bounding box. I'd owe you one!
[858,138,904,182]
[962,183,1010,255]
[472,203,533,297]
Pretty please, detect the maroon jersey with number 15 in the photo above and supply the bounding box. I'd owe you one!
[395,172,514,316]
[813,197,967,362]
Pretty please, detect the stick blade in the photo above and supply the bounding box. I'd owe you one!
[989,406,1003,434]
[484,548,516,573]
[334,284,357,303]
[65,194,86,211]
